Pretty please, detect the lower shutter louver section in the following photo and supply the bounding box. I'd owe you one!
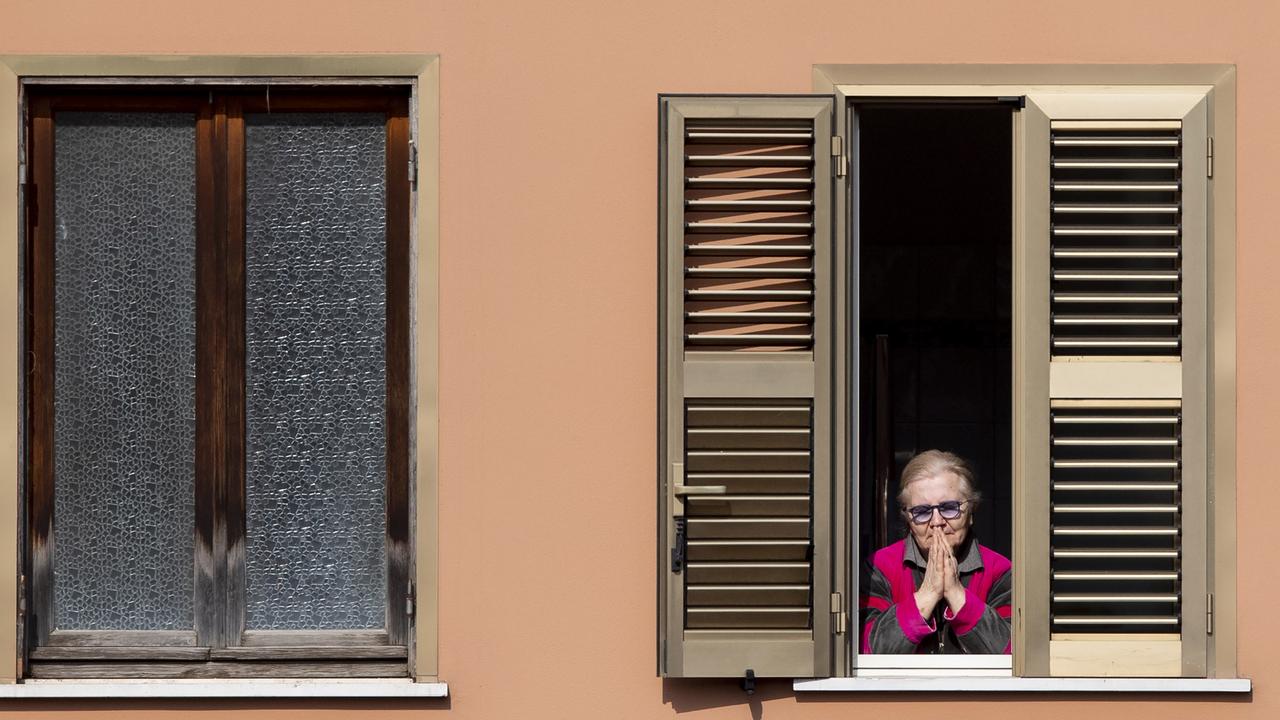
[1050,402,1182,635]
[1047,400,1187,677]
[684,401,813,632]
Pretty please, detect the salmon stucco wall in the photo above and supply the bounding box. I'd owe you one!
[2,0,1278,717]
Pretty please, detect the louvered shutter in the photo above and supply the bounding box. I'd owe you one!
[1023,93,1209,677]
[660,96,834,678]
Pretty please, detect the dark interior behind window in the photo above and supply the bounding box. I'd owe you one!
[856,105,1013,560]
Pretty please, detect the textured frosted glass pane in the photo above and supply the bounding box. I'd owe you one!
[244,113,387,630]
[53,112,197,631]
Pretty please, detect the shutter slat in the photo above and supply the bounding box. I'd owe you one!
[686,244,814,256]
[1053,527,1180,536]
[1053,181,1180,191]
[1054,572,1179,580]
[1053,616,1180,625]
[686,562,811,584]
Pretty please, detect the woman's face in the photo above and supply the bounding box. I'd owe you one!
[904,471,972,555]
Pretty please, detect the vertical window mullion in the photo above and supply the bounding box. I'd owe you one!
[193,95,224,650]
[222,94,249,649]
[26,94,55,651]
[385,97,412,647]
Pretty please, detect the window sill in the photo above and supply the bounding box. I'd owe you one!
[794,677,1250,693]
[0,679,449,699]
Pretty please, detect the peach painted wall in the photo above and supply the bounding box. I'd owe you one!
[2,0,1278,717]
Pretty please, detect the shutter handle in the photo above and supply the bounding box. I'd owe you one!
[673,485,728,496]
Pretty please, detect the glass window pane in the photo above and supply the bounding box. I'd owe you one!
[52,112,197,631]
[243,113,388,630]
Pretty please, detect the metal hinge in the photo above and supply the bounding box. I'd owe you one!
[1206,592,1214,635]
[1207,137,1214,179]
[408,138,418,187]
[831,135,846,178]
[830,592,846,634]
[20,165,34,225]
[406,580,415,617]
[17,574,25,618]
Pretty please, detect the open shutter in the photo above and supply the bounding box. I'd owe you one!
[659,96,834,679]
[1021,92,1209,677]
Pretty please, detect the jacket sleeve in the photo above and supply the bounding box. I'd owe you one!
[947,566,1013,655]
[859,558,935,653]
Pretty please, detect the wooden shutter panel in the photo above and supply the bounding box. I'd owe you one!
[660,96,834,678]
[1021,93,1209,677]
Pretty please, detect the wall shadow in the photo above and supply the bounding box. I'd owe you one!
[662,678,792,719]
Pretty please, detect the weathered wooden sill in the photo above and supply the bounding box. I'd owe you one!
[1,678,448,698]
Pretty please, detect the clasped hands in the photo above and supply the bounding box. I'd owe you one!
[913,526,967,619]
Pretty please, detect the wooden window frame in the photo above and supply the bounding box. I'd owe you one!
[20,85,413,679]
[0,56,440,686]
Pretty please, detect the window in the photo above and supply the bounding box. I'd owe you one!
[22,85,413,679]
[658,66,1237,682]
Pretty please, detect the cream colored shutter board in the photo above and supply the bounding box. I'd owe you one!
[1029,95,1209,678]
[661,95,834,679]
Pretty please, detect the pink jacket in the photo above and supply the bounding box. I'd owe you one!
[860,538,1012,654]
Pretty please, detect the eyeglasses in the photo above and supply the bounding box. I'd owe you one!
[902,500,969,525]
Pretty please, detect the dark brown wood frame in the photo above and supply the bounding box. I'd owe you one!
[23,87,412,678]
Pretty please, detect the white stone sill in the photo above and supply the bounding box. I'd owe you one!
[795,677,1250,693]
[0,678,449,699]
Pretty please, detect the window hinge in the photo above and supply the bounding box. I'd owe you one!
[1206,592,1214,635]
[831,592,846,634]
[1207,137,1214,179]
[831,135,847,178]
[408,138,418,187]
[406,580,415,618]
[671,517,688,573]
[20,165,35,225]
[17,574,25,617]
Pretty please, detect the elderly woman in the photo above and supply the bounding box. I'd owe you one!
[860,450,1012,654]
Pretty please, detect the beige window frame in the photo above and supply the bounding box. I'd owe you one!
[816,64,1237,681]
[658,65,1239,684]
[0,55,440,686]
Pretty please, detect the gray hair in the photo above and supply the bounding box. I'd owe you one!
[897,449,981,508]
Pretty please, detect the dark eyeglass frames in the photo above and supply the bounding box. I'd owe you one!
[902,500,969,525]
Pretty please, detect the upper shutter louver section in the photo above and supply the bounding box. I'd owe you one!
[1050,121,1183,357]
[683,119,817,352]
